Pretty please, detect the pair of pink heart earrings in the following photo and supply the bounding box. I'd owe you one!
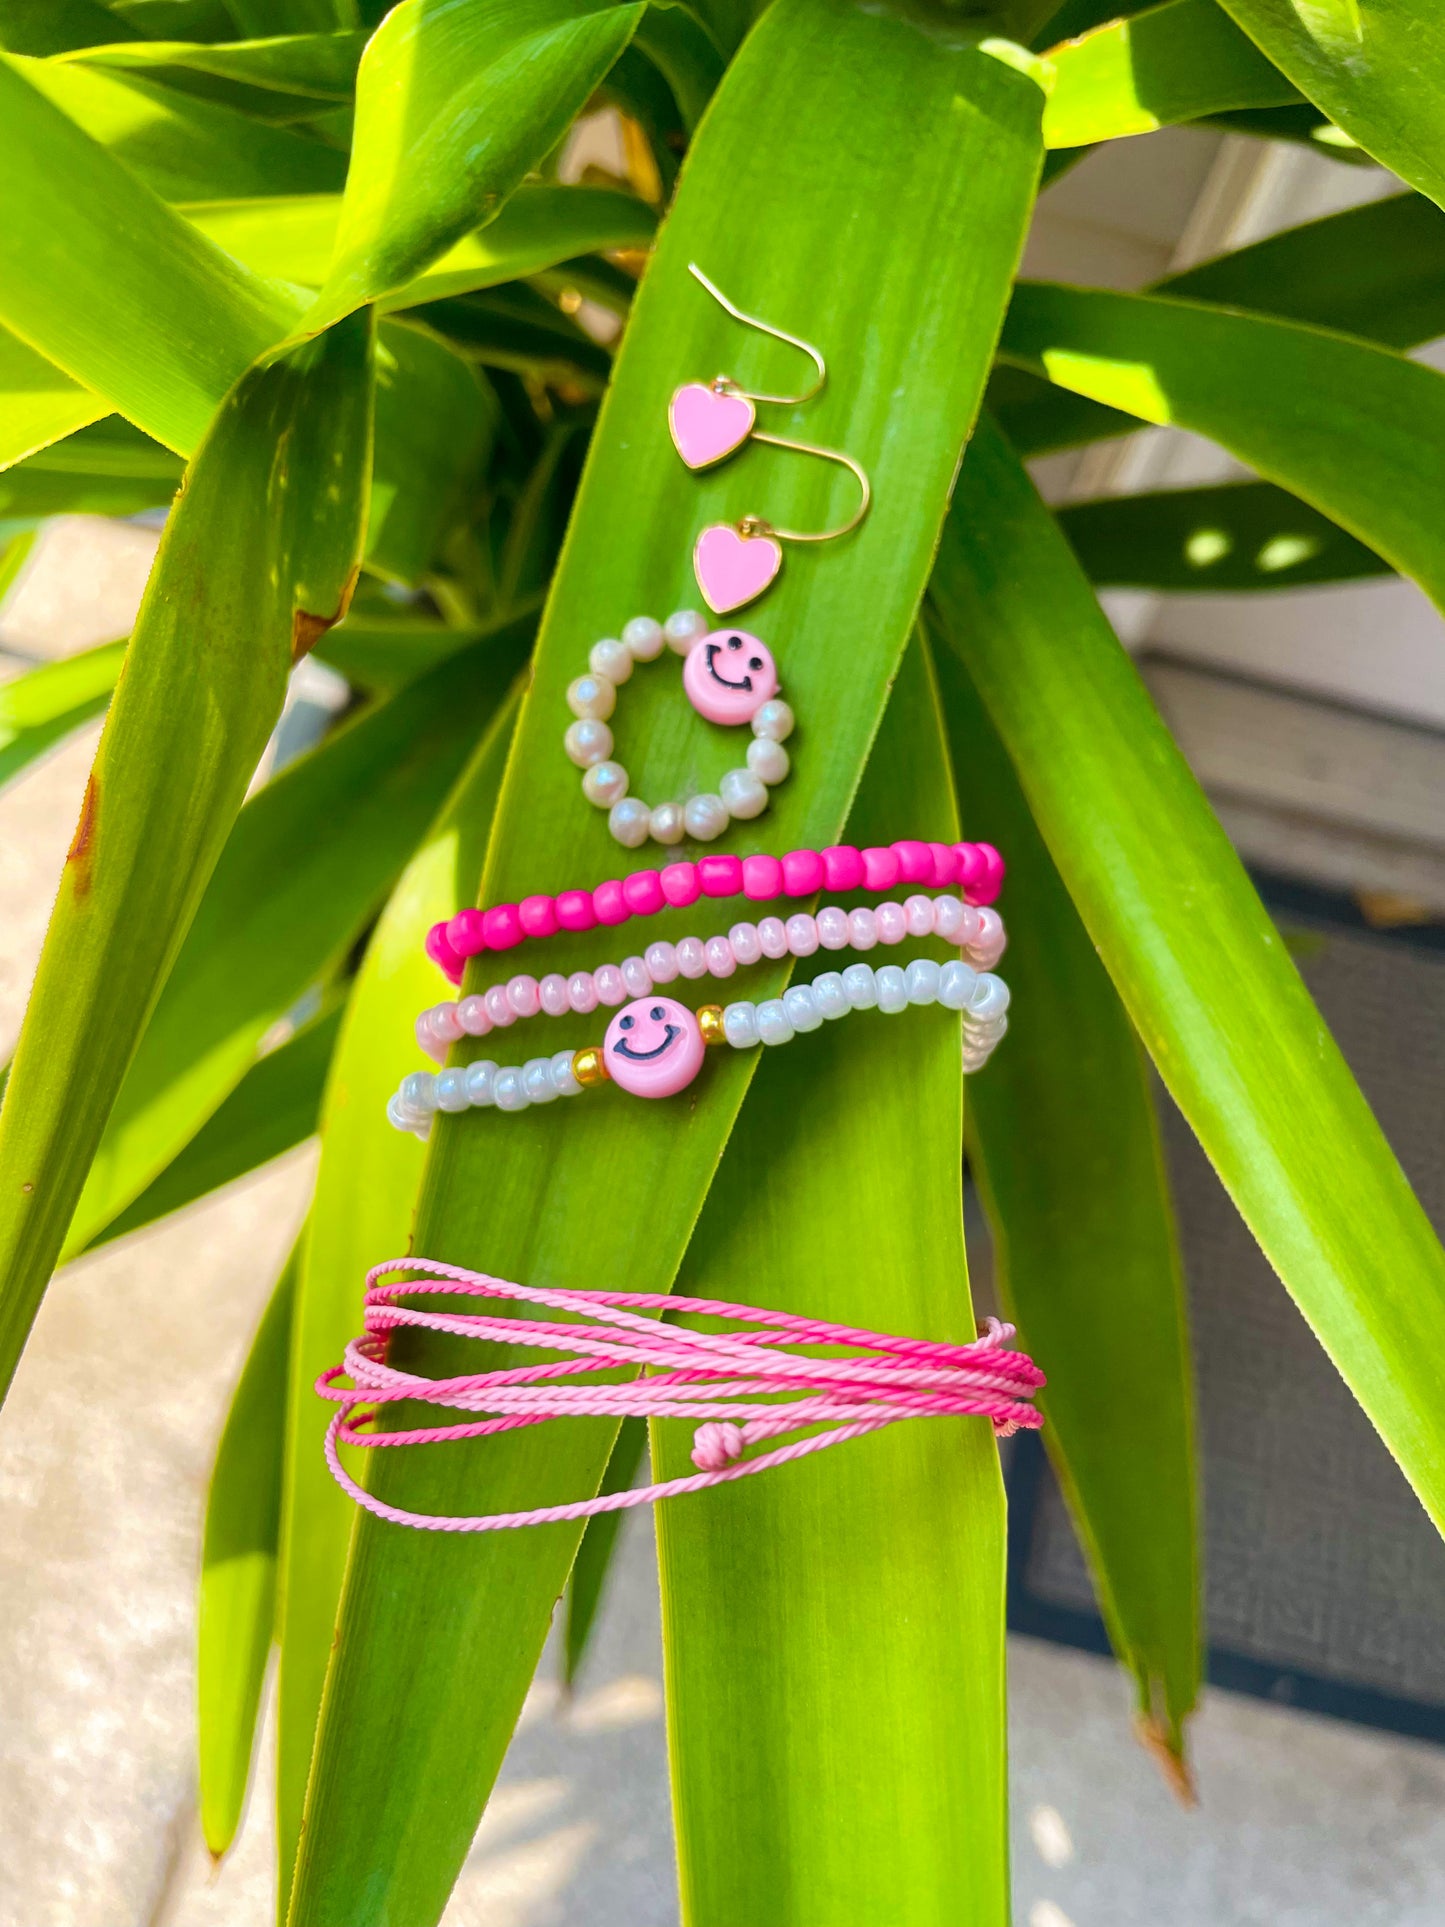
[668,265,871,615]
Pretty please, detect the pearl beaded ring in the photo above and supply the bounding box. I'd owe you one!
[565,610,795,849]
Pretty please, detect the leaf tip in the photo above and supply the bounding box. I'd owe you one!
[1133,1709,1196,1807]
[65,773,99,897]
[293,566,360,664]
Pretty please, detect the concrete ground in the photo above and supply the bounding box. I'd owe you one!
[2,521,1444,1925]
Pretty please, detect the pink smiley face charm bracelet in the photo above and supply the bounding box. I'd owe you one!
[564,609,794,848]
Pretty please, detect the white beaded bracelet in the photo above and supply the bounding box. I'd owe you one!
[565,610,795,849]
[388,955,1010,1134]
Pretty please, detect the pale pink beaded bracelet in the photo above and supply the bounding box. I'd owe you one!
[414,892,1007,1062]
[317,1259,1045,1533]
[425,838,1005,984]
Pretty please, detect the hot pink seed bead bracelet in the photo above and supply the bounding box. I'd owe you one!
[317,1259,1045,1533]
[414,893,1008,1062]
[424,839,1005,985]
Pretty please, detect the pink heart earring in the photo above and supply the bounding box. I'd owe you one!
[670,264,871,615]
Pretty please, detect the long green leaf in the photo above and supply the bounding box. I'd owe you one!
[1000,282,1445,614]
[930,628,1200,1773]
[64,624,531,1256]
[560,1415,647,1688]
[228,0,358,32]
[304,0,645,329]
[1215,0,1445,210]
[1042,0,1297,148]
[276,695,517,1909]
[657,634,1009,1926]
[0,0,143,52]
[0,326,109,471]
[0,310,373,1408]
[84,1003,342,1253]
[289,6,1044,1921]
[68,29,369,98]
[1059,478,1387,592]
[932,412,1445,1534]
[0,638,127,795]
[199,1241,298,1859]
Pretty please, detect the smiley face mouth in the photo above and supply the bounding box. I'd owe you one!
[704,642,754,692]
[614,1024,682,1061]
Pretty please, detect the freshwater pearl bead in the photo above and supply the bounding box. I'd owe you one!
[876,964,908,1013]
[464,1060,498,1105]
[729,922,762,965]
[568,970,599,1013]
[583,760,629,808]
[755,998,795,1046]
[550,1049,582,1097]
[782,985,822,1032]
[705,935,737,977]
[675,936,708,979]
[847,907,878,951]
[969,973,1011,1021]
[506,975,541,1019]
[904,894,935,938]
[842,962,878,1009]
[720,767,769,819]
[622,615,665,660]
[812,971,850,1020]
[400,1071,439,1112]
[565,717,613,768]
[435,1067,470,1112]
[938,960,979,1010]
[665,608,708,652]
[746,737,789,786]
[493,1067,528,1111]
[523,1057,558,1104]
[757,916,789,959]
[484,985,515,1027]
[621,955,652,997]
[683,793,729,841]
[874,902,906,945]
[644,940,679,982]
[816,906,850,950]
[594,964,627,1005]
[609,797,651,847]
[723,1001,759,1047]
[785,913,818,957]
[590,637,633,683]
[649,801,686,845]
[905,958,941,1004]
[539,974,569,1017]
[932,895,966,941]
[567,673,615,721]
[457,994,492,1035]
[751,697,794,742]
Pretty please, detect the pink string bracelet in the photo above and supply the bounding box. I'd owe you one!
[425,839,1006,985]
[415,892,1008,1061]
[317,1259,1045,1532]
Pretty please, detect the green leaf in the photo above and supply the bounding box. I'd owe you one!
[277,694,518,1905]
[0,455,177,524]
[0,638,127,796]
[415,284,614,388]
[1161,190,1445,350]
[0,0,142,53]
[0,310,373,1408]
[560,1415,646,1688]
[930,629,1200,1773]
[1059,478,1387,591]
[67,29,369,99]
[985,361,1135,458]
[288,4,1044,1920]
[1198,100,1369,158]
[83,1002,343,1253]
[64,623,532,1257]
[656,634,1009,1926]
[0,54,305,455]
[632,1,724,131]
[304,0,645,329]
[1042,0,1297,149]
[932,411,1445,1536]
[227,0,358,32]
[1215,0,1445,210]
[199,1240,298,1859]
[0,325,109,471]
[314,615,512,694]
[999,282,1445,614]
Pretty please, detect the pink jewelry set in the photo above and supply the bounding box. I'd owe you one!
[323,269,1044,1530]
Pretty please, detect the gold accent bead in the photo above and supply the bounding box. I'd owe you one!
[697,1004,727,1047]
[572,1046,610,1088]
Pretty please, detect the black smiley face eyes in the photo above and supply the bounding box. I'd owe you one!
[620,1007,668,1030]
[619,1014,633,1030]
[724,635,765,672]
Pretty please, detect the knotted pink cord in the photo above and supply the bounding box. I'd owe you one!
[316,1258,1045,1533]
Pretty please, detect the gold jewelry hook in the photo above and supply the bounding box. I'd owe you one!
[744,432,871,544]
[687,262,826,408]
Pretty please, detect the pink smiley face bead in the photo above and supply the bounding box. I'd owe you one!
[603,997,706,1098]
[682,628,779,728]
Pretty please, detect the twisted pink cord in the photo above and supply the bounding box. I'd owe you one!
[316,1258,1045,1532]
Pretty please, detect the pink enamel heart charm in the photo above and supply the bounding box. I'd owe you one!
[669,382,755,470]
[693,522,782,613]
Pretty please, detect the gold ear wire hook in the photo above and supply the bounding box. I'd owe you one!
[744,432,871,544]
[687,262,827,408]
